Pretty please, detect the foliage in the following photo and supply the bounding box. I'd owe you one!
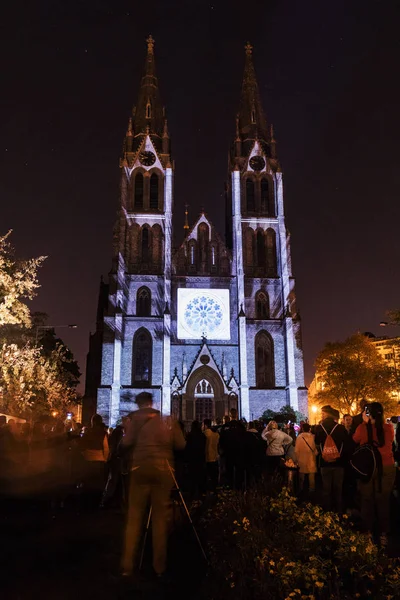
[199,486,400,600]
[0,341,79,417]
[0,231,46,327]
[314,334,398,416]
[261,404,307,424]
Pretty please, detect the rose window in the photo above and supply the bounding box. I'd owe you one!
[184,296,223,337]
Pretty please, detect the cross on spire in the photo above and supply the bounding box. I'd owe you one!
[245,41,253,56]
[146,34,155,54]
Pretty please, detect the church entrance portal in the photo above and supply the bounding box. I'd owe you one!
[179,365,238,426]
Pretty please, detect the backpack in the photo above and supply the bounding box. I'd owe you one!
[350,425,383,486]
[321,424,341,462]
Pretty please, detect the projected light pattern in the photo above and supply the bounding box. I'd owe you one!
[184,296,223,335]
[177,288,230,340]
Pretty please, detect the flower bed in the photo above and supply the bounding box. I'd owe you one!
[199,487,400,599]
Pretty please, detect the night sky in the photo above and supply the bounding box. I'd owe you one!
[2,0,400,391]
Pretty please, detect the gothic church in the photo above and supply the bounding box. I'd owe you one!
[86,36,308,427]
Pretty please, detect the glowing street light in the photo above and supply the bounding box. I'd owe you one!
[311,404,318,424]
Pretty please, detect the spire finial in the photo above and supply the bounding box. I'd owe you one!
[127,117,133,136]
[184,204,189,231]
[245,41,253,56]
[146,34,155,54]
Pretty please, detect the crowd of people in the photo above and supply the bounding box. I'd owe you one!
[1,396,399,577]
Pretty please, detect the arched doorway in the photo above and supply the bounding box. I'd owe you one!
[194,378,214,422]
[183,365,227,424]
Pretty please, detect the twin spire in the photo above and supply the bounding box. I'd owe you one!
[132,35,165,139]
[126,38,273,163]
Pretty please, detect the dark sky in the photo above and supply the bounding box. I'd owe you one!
[2,0,400,390]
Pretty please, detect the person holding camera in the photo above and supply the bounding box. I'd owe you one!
[120,392,185,580]
[353,402,395,547]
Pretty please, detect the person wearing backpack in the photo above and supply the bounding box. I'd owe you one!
[315,405,348,513]
[352,402,395,547]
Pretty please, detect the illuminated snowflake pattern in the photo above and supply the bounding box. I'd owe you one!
[184,295,223,337]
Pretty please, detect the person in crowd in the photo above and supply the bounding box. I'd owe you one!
[203,419,219,492]
[288,423,297,443]
[351,399,368,434]
[120,392,185,580]
[315,406,348,513]
[219,408,246,489]
[80,413,109,509]
[343,414,353,435]
[48,420,70,511]
[262,421,293,474]
[353,402,396,547]
[185,420,206,498]
[101,419,126,509]
[244,421,266,486]
[295,422,317,494]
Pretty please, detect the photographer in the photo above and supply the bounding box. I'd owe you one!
[120,392,185,580]
[353,402,395,547]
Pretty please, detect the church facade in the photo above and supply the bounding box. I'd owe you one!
[90,37,308,427]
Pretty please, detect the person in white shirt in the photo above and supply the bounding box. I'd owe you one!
[295,423,317,493]
[203,419,219,491]
[261,421,293,473]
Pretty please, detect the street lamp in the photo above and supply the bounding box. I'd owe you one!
[311,404,318,425]
[35,324,78,343]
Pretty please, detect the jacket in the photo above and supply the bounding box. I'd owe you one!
[295,432,317,474]
[120,408,185,469]
[262,428,293,456]
[204,428,219,463]
[314,418,348,467]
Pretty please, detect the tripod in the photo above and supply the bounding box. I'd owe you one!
[139,460,208,570]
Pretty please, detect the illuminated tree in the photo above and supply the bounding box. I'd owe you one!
[0,231,46,327]
[314,333,399,416]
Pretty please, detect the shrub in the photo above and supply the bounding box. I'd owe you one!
[199,487,400,599]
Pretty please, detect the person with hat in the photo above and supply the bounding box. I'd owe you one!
[119,392,186,580]
[314,405,348,513]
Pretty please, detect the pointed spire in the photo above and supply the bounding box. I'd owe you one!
[133,35,164,138]
[162,118,170,153]
[238,42,268,142]
[184,204,189,232]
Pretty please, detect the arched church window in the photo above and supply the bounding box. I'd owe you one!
[211,246,216,266]
[146,101,151,119]
[149,173,159,210]
[190,245,195,265]
[255,290,269,319]
[134,173,144,210]
[256,229,266,270]
[266,228,277,277]
[141,227,151,263]
[132,328,152,384]
[246,179,255,212]
[261,178,269,214]
[251,109,256,124]
[136,287,151,317]
[255,331,274,388]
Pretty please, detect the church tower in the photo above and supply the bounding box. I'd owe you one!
[226,43,307,417]
[91,39,307,426]
[97,36,173,424]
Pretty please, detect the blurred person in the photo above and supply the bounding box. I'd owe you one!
[185,420,206,498]
[295,423,317,494]
[353,402,395,546]
[351,399,368,435]
[262,421,293,474]
[203,419,219,492]
[219,408,246,489]
[288,423,297,443]
[80,414,109,509]
[120,392,185,579]
[101,419,126,509]
[315,406,348,513]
